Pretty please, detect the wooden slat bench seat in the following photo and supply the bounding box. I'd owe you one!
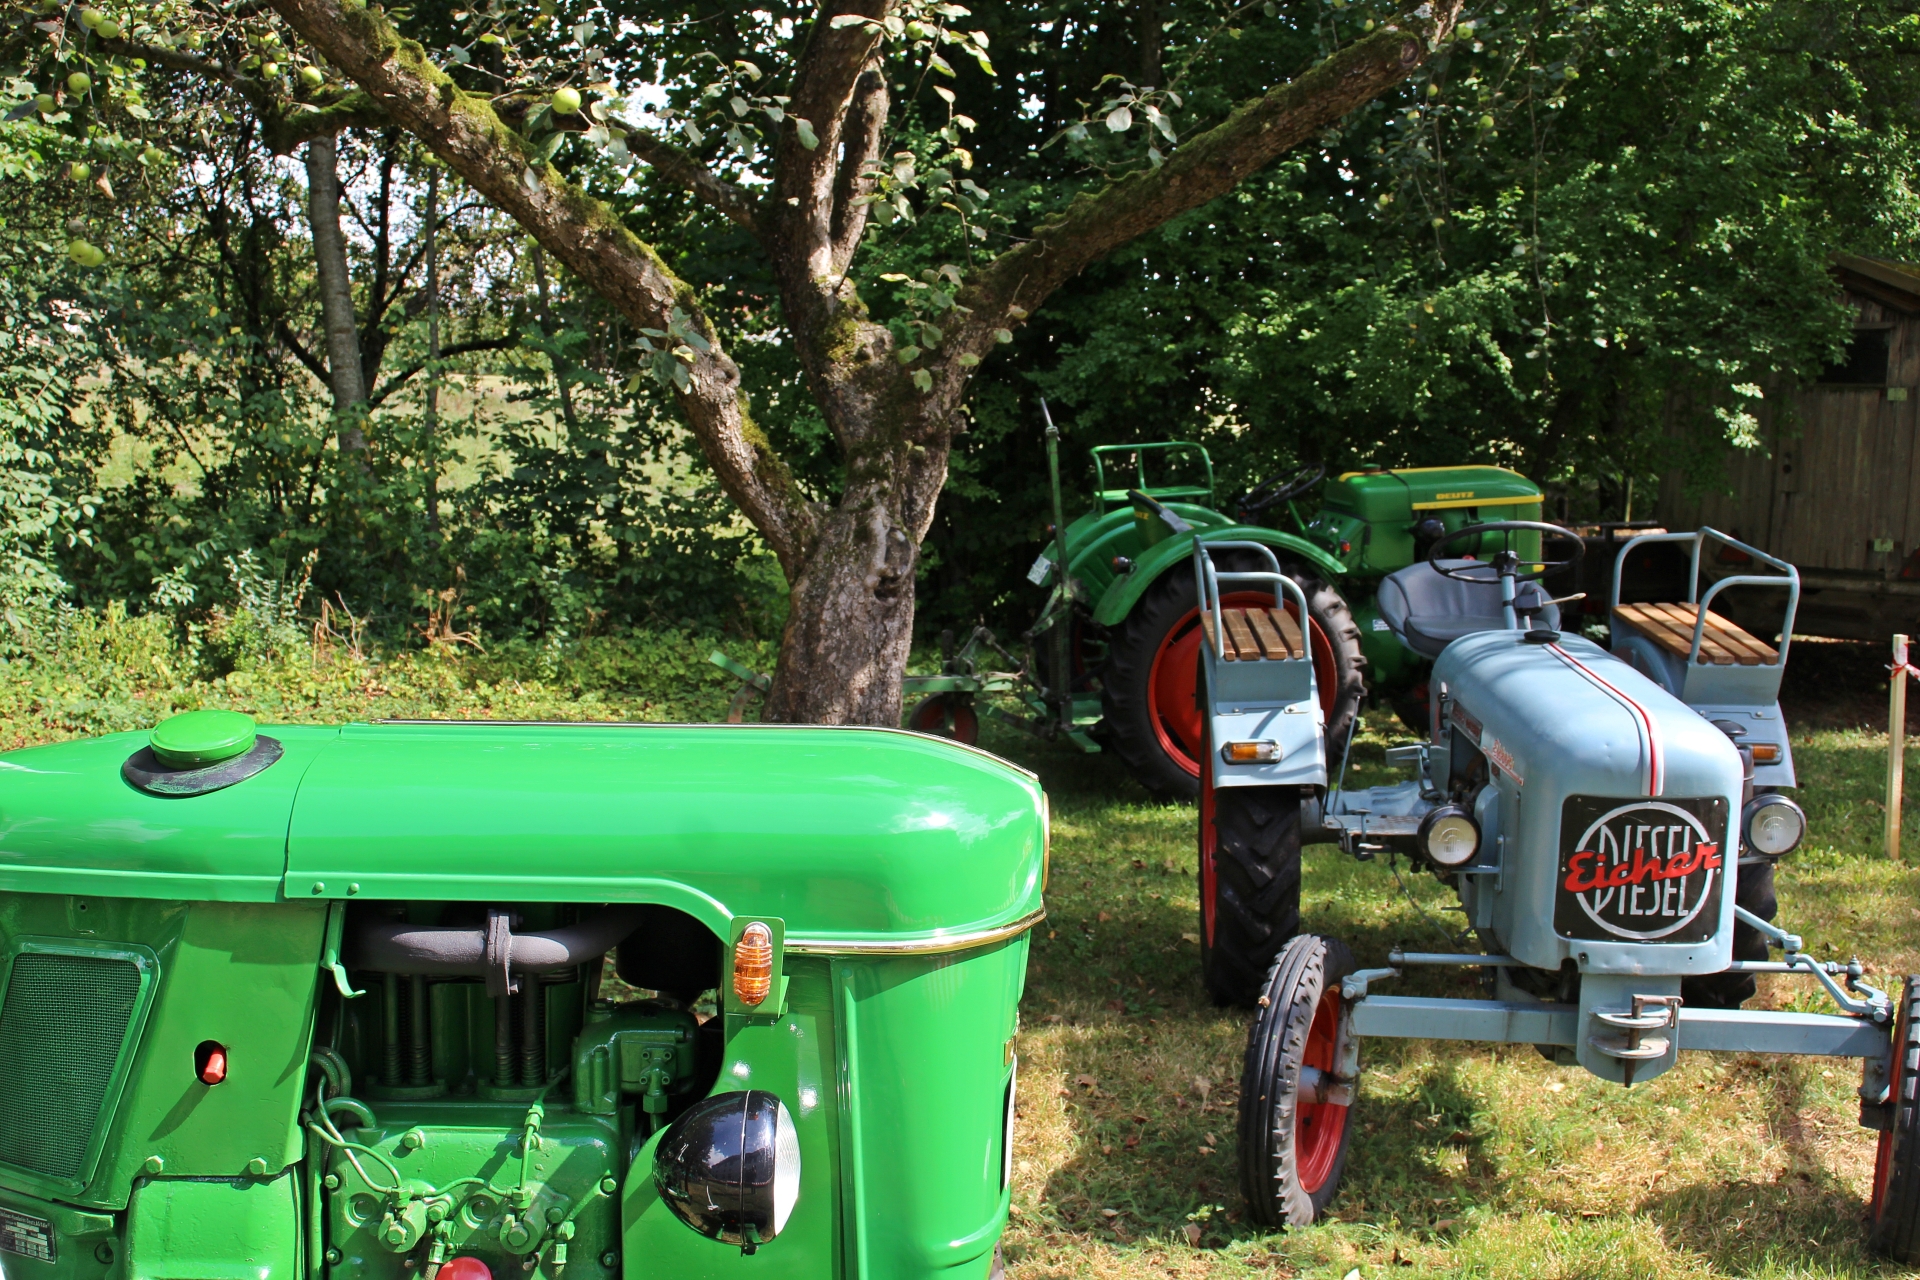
[1613,602,1778,666]
[1199,607,1305,661]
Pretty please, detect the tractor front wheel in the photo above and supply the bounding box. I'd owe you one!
[1239,933,1358,1228]
[1871,975,1920,1262]
[1101,558,1365,800]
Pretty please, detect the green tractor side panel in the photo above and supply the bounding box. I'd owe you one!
[127,1174,299,1280]
[1303,465,1543,578]
[620,956,844,1276]
[1086,516,1346,628]
[0,894,323,1211]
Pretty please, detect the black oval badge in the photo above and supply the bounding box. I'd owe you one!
[1554,795,1730,944]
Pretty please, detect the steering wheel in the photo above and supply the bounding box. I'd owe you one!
[1427,520,1585,584]
[1236,463,1326,517]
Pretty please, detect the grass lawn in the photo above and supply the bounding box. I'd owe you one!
[992,636,1920,1278]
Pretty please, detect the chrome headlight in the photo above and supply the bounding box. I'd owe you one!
[1417,805,1481,867]
[1743,793,1806,857]
[654,1091,801,1253]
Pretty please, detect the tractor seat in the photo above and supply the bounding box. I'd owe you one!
[1376,560,1561,659]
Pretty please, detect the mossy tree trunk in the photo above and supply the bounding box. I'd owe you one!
[266,0,1457,725]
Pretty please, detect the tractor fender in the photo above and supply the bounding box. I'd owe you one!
[1091,525,1346,626]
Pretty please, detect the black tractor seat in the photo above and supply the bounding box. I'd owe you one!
[1376,560,1561,659]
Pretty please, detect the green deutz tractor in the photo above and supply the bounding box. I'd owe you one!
[904,415,1544,801]
[0,711,1044,1278]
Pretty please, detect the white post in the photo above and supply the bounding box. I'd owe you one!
[1891,633,1909,863]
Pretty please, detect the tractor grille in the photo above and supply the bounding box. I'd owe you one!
[0,953,144,1183]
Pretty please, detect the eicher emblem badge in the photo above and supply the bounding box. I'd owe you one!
[1554,795,1730,943]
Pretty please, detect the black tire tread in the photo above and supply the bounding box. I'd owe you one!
[1237,934,1357,1229]
[1203,788,1303,1007]
[1871,975,1920,1263]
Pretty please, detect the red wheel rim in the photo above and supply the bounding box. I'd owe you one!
[1872,992,1910,1222]
[1296,990,1349,1194]
[1145,591,1341,779]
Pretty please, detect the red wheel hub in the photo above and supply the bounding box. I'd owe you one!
[1146,591,1341,778]
[1296,990,1349,1194]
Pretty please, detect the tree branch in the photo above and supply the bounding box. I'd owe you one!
[828,66,888,275]
[366,334,519,406]
[99,35,387,151]
[772,0,888,283]
[275,319,332,384]
[623,131,762,233]
[265,0,819,571]
[952,8,1460,357]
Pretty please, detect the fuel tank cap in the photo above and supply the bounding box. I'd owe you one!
[125,711,282,797]
[151,710,257,767]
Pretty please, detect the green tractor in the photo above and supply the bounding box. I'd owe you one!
[903,410,1546,800]
[0,710,1043,1278]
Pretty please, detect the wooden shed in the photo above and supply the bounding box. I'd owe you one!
[1660,253,1920,640]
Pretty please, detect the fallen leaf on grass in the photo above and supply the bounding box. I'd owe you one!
[1106,998,1126,1012]
[1545,1080,1564,1093]
[1098,911,1112,923]
[1342,1269,1361,1280]
[1100,1207,1120,1218]
[1182,932,1200,944]
[1197,1145,1214,1156]
[1124,1133,1140,1149]
[1433,1218,1458,1231]
[1185,1223,1203,1246]
[1075,1074,1098,1088]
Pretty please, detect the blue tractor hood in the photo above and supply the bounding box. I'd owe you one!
[1434,631,1745,975]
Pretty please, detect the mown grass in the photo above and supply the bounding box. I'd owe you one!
[5,617,1916,1277]
[993,643,1920,1279]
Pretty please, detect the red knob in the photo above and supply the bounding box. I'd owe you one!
[197,1043,227,1085]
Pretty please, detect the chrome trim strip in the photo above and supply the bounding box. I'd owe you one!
[785,908,1046,956]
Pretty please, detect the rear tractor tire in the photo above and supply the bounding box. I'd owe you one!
[1870,975,1920,1263]
[1239,933,1358,1228]
[1199,740,1304,1007]
[906,693,980,745]
[1100,558,1365,801]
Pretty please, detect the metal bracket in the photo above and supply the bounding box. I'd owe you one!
[1733,906,1890,1021]
[319,901,365,999]
[1342,967,1400,1001]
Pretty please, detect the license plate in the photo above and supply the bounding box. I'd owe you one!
[0,1206,56,1262]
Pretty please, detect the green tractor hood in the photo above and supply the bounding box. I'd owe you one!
[0,721,1047,949]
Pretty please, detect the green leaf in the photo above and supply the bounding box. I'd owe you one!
[795,118,819,150]
[993,328,1013,343]
[897,345,922,363]
[1106,106,1133,132]
[912,369,933,392]
[957,352,981,367]
[829,14,871,27]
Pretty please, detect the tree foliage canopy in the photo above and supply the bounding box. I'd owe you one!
[1,0,1914,667]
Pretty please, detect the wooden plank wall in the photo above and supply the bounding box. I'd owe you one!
[1662,292,1920,579]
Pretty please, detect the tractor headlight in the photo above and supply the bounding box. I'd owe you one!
[1417,805,1480,867]
[1742,793,1806,857]
[654,1090,801,1253]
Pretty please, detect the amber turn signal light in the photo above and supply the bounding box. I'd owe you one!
[1750,744,1781,764]
[1221,740,1281,764]
[733,922,774,1007]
